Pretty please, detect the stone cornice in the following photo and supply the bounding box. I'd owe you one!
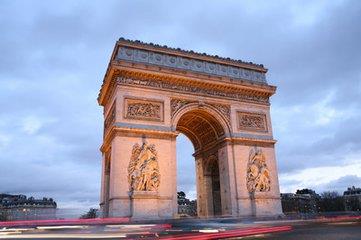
[225,137,277,147]
[99,66,276,106]
[116,45,267,83]
[115,61,274,91]
[100,125,178,153]
[117,38,267,71]
[109,195,173,201]
[98,39,275,105]
[100,122,276,153]
[237,196,281,200]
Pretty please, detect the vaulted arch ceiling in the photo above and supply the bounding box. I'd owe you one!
[176,110,225,150]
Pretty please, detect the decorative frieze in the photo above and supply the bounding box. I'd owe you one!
[117,77,270,105]
[247,148,271,192]
[124,98,164,122]
[128,142,160,192]
[209,103,231,123]
[237,111,268,132]
[104,101,116,135]
[170,99,231,124]
[170,98,195,117]
[117,46,267,84]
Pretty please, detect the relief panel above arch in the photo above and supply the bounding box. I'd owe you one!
[237,111,268,133]
[230,102,273,136]
[123,97,164,122]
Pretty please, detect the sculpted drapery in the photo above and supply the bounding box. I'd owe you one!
[128,142,160,192]
[247,148,271,193]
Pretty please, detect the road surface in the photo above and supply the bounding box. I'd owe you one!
[0,216,360,239]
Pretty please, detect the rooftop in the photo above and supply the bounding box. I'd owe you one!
[98,38,274,105]
[117,37,266,70]
[0,194,57,208]
[113,38,268,84]
[344,186,361,195]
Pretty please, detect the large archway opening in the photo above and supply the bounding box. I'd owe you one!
[176,134,196,216]
[175,108,227,217]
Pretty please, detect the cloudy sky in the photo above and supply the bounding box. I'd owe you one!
[1,0,360,215]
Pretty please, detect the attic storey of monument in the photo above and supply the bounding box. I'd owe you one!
[98,38,283,219]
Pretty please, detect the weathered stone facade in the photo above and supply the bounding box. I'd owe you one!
[98,38,283,219]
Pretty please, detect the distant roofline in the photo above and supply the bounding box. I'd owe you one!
[117,37,267,72]
[0,193,57,208]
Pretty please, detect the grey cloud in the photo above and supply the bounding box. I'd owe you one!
[315,175,361,194]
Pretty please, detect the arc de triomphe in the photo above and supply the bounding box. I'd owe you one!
[98,38,283,219]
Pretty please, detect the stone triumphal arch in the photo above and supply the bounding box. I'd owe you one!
[98,38,283,219]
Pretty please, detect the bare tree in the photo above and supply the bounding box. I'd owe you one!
[80,208,98,219]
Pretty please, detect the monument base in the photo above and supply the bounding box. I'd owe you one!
[130,191,159,220]
[254,196,283,217]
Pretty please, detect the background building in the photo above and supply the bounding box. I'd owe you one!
[0,194,57,221]
[281,187,361,215]
[177,191,197,217]
[281,189,319,214]
[344,186,361,212]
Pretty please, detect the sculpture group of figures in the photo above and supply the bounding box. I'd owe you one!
[128,142,270,194]
[128,142,160,192]
[247,148,271,192]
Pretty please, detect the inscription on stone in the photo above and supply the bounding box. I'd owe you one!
[118,77,270,104]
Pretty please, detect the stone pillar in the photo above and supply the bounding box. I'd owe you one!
[130,191,159,219]
[169,137,178,218]
[204,173,214,217]
[253,146,283,217]
[108,136,131,217]
[103,156,111,217]
[195,156,206,217]
[156,136,178,219]
[218,144,238,216]
[233,144,255,217]
[99,154,106,216]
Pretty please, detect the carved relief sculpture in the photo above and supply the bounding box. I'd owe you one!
[247,148,271,192]
[238,112,267,132]
[118,77,270,105]
[170,98,194,116]
[125,98,164,122]
[104,101,116,135]
[117,46,267,83]
[128,142,160,192]
[128,103,160,118]
[209,103,231,123]
[170,99,230,124]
